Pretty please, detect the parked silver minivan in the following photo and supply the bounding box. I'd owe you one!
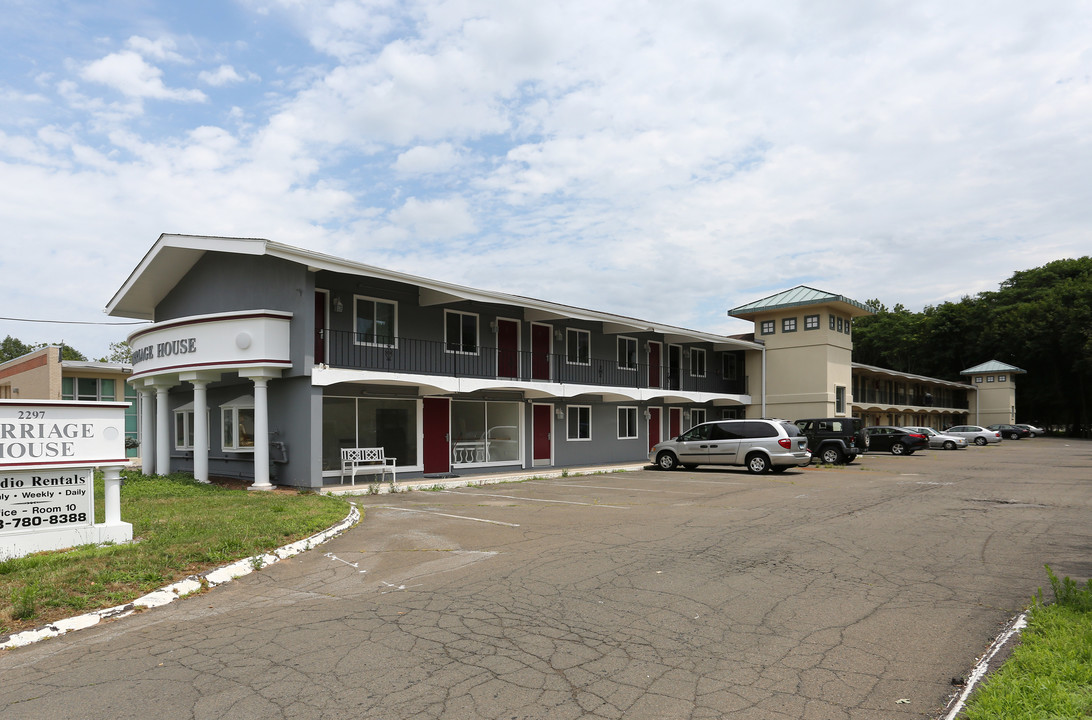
[649,419,811,474]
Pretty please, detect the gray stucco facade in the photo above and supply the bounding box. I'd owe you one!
[106,235,756,488]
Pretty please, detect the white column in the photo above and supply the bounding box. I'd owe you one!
[103,465,123,525]
[249,376,273,491]
[139,387,156,475]
[155,383,171,476]
[180,371,220,485]
[192,379,210,483]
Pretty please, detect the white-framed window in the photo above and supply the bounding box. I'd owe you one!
[690,408,707,427]
[837,317,844,333]
[445,310,479,354]
[760,320,775,335]
[617,407,638,439]
[782,317,797,333]
[830,314,837,330]
[805,314,820,330]
[998,375,1006,382]
[986,375,995,383]
[354,295,397,347]
[844,318,852,335]
[174,404,194,450]
[975,376,983,383]
[690,348,706,377]
[221,395,255,452]
[835,386,846,414]
[567,405,591,440]
[618,336,638,370]
[567,328,590,366]
[173,402,210,451]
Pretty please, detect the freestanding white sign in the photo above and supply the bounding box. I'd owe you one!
[0,400,132,560]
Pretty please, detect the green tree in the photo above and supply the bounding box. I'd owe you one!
[98,341,132,363]
[0,336,36,362]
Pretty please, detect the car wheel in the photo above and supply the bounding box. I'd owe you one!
[943,440,956,450]
[974,437,987,446]
[890,442,906,456]
[746,453,770,474]
[1007,432,1019,440]
[820,447,844,465]
[656,452,678,471]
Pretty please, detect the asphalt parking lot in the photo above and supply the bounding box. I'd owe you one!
[2,437,1090,719]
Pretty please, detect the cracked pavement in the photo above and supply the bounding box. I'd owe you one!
[2,438,1090,719]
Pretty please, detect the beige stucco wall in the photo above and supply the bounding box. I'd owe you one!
[969,374,1017,425]
[744,307,856,421]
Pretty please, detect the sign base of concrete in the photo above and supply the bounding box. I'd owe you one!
[0,522,134,561]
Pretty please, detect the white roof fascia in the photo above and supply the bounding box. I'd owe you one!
[108,234,763,351]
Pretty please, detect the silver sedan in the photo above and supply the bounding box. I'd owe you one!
[904,426,967,450]
[944,425,1002,446]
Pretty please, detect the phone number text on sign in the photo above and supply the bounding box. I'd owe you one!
[0,469,94,533]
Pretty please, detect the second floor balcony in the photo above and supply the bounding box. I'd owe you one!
[320,329,747,396]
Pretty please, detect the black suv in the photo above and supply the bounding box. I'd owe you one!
[793,418,867,465]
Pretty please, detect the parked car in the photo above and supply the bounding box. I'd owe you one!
[793,417,865,464]
[987,423,1030,440]
[904,426,968,450]
[944,425,1002,446]
[650,419,811,474]
[1015,423,1045,437]
[862,426,930,455]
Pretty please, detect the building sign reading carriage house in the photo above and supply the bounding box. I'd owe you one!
[0,400,132,560]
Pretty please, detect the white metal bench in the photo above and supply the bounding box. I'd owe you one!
[340,447,397,485]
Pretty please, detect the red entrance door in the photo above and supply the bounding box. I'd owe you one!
[648,407,662,452]
[533,404,553,466]
[669,407,682,440]
[314,292,326,365]
[497,319,519,378]
[531,324,551,381]
[423,398,450,474]
[648,342,662,388]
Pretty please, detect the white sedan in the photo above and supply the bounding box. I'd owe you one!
[944,425,1002,446]
[904,426,967,450]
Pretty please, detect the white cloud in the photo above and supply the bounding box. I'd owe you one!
[198,64,252,86]
[388,196,477,239]
[125,35,187,63]
[393,143,464,175]
[81,50,206,102]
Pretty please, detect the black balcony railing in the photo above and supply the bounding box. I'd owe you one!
[321,329,746,395]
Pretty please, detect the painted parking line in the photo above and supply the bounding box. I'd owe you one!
[442,489,629,509]
[373,505,521,527]
[525,481,703,495]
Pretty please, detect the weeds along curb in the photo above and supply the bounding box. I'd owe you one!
[2,504,360,651]
[940,611,1028,720]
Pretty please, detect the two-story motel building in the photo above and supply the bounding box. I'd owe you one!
[106,234,1022,489]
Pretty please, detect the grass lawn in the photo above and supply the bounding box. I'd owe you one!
[960,567,1092,719]
[1,471,350,638]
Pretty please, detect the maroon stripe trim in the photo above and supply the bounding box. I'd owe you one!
[130,358,292,380]
[0,458,131,468]
[128,311,292,343]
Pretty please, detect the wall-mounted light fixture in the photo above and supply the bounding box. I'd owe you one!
[554,328,564,341]
[332,296,344,313]
[555,407,565,420]
[489,320,498,333]
[643,408,652,420]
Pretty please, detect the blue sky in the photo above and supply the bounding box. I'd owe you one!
[2,0,1090,359]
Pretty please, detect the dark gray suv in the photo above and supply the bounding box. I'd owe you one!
[649,419,811,474]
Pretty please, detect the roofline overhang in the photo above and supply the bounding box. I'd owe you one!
[107,234,762,350]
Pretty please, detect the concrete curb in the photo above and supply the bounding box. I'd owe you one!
[2,504,361,651]
[321,462,648,496]
[940,611,1028,719]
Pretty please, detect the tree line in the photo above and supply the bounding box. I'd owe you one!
[0,337,132,364]
[851,256,1092,436]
